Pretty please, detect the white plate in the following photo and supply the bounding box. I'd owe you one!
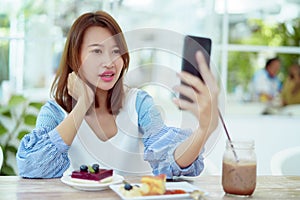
[61,174,124,191]
[110,181,207,200]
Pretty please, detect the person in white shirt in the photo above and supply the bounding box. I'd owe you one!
[251,57,282,102]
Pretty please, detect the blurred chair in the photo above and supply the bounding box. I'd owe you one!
[271,146,300,175]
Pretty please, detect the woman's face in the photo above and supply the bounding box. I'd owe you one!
[79,26,124,91]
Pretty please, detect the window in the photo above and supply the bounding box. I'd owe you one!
[0,0,299,115]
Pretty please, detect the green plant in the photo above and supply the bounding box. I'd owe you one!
[227,18,300,93]
[0,13,10,86]
[0,95,43,175]
[227,51,256,93]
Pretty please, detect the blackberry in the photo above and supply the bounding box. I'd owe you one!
[92,164,100,173]
[80,165,88,172]
[124,183,133,191]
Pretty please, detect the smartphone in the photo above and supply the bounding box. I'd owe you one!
[180,35,211,102]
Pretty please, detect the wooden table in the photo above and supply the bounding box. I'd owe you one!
[1,176,299,199]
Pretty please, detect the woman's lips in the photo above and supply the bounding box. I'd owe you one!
[99,71,115,82]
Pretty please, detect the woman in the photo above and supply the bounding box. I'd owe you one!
[16,10,219,178]
[281,64,300,106]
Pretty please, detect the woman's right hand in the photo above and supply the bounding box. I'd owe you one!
[67,72,95,111]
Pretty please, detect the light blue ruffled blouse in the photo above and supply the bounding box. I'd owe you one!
[16,89,204,178]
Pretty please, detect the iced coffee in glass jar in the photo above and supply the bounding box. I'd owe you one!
[222,140,257,196]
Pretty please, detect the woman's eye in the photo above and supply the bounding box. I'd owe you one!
[92,49,102,54]
[112,49,120,55]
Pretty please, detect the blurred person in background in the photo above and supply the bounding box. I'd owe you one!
[281,64,300,106]
[251,57,282,102]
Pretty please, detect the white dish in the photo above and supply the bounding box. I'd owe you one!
[109,181,207,200]
[61,174,124,191]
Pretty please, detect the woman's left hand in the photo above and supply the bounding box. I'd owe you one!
[173,51,219,135]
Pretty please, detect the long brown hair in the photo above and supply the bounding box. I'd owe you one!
[51,11,130,114]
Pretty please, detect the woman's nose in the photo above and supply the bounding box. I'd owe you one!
[101,52,114,68]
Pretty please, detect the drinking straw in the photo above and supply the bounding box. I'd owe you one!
[218,109,239,162]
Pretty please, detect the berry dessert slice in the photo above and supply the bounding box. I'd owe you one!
[71,164,113,183]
